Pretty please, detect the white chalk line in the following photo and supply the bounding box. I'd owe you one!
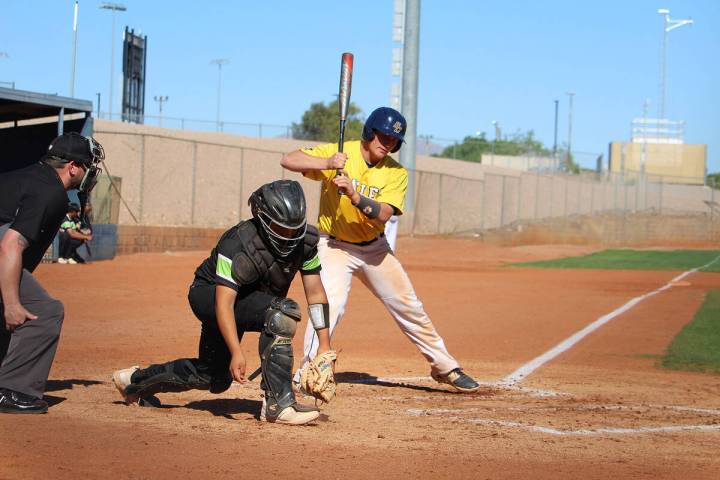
[406,406,720,436]
[351,376,568,398]
[501,253,720,386]
[407,404,720,416]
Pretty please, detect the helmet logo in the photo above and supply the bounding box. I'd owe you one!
[392,121,403,134]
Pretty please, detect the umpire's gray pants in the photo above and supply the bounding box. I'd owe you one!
[0,225,64,398]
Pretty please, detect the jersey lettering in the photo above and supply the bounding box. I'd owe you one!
[350,179,378,199]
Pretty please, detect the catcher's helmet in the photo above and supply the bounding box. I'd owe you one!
[361,107,407,153]
[249,180,307,257]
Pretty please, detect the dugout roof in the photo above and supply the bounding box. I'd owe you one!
[0,87,94,172]
[0,87,92,123]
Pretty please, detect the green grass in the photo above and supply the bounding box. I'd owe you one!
[662,290,720,374]
[512,249,720,272]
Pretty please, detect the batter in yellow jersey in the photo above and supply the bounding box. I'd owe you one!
[300,140,407,244]
[282,106,481,394]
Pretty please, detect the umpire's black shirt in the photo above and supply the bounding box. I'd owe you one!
[0,162,67,272]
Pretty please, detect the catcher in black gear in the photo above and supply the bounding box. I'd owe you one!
[112,180,334,425]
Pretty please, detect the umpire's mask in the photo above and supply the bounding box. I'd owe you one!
[249,180,307,257]
[46,132,105,194]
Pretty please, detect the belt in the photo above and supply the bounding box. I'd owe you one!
[329,232,385,247]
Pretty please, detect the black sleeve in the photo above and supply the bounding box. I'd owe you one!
[299,225,321,275]
[213,236,242,291]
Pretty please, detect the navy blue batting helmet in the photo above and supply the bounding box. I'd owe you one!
[361,107,407,153]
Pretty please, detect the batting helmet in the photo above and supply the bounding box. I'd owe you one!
[249,180,307,257]
[361,107,407,153]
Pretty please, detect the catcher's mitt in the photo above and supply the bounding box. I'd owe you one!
[300,350,337,403]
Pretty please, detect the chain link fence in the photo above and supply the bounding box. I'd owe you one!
[91,124,718,238]
[405,168,716,236]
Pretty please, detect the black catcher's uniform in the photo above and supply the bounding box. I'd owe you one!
[126,219,321,404]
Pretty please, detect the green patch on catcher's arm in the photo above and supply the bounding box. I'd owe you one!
[510,249,720,272]
[662,290,720,374]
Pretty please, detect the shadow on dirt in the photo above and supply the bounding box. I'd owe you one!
[112,396,263,420]
[336,371,455,394]
[44,394,67,407]
[184,398,262,420]
[45,379,103,392]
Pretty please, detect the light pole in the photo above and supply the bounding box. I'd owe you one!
[210,58,230,132]
[69,0,79,97]
[154,95,169,128]
[0,52,12,89]
[657,8,693,120]
[99,2,127,119]
[566,92,575,171]
[553,99,559,170]
[491,120,500,165]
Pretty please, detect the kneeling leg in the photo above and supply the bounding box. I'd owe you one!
[125,358,212,401]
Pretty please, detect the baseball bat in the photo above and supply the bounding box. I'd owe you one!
[337,52,354,176]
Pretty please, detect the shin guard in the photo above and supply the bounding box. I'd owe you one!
[259,298,300,412]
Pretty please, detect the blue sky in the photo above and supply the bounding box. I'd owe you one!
[1,1,718,171]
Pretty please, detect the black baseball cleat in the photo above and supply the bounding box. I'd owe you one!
[0,388,49,414]
[432,368,482,393]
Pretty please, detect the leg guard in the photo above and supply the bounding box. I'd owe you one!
[259,298,300,414]
[125,358,212,400]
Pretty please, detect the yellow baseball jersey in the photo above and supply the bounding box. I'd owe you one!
[301,140,407,243]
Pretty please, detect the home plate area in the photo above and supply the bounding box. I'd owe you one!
[355,375,720,437]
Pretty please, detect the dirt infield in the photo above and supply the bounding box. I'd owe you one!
[2,238,720,479]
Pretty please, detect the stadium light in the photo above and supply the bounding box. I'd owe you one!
[210,59,230,132]
[657,8,694,120]
[99,2,127,119]
[69,1,79,97]
[153,95,169,128]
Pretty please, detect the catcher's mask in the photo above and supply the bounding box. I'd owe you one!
[46,132,105,194]
[249,180,307,257]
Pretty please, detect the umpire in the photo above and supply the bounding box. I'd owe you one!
[0,132,105,414]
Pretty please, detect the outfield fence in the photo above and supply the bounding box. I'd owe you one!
[91,121,719,238]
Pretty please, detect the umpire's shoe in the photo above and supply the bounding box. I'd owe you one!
[0,388,48,414]
[432,368,481,393]
[260,395,319,425]
[112,366,140,404]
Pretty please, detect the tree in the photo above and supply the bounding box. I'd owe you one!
[436,130,552,162]
[434,130,584,173]
[708,172,720,188]
[291,100,364,143]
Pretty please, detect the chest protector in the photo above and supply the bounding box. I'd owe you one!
[230,220,319,297]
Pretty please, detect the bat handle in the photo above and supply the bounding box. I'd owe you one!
[336,120,346,176]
